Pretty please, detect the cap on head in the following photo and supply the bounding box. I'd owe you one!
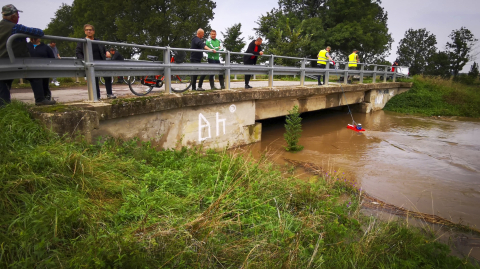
[109,47,116,51]
[2,4,22,16]
[353,49,358,52]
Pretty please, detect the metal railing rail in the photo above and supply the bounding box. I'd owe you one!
[3,34,409,102]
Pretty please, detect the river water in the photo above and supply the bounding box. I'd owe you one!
[246,108,480,229]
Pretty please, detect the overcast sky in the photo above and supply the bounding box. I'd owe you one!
[12,0,480,70]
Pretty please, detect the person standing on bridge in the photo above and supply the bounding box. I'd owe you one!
[28,37,55,103]
[190,28,216,91]
[198,30,225,90]
[48,40,60,86]
[243,37,264,89]
[108,47,125,83]
[75,24,116,99]
[0,4,56,106]
[347,49,359,84]
[317,46,334,86]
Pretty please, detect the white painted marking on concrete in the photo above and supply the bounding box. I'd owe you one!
[229,104,236,113]
[198,113,211,142]
[216,112,226,136]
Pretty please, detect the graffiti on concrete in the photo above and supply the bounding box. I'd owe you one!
[198,112,227,142]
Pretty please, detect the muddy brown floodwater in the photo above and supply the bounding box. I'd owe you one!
[246,108,480,230]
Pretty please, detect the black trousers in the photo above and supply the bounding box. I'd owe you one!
[0,79,13,106]
[190,58,202,90]
[317,64,326,85]
[244,62,255,85]
[28,78,48,103]
[199,59,224,88]
[94,77,113,98]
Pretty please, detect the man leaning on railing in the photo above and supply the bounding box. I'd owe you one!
[0,4,56,107]
[75,24,116,99]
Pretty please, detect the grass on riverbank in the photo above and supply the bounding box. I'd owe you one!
[0,101,478,268]
[384,75,480,118]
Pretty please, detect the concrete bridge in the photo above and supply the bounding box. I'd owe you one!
[32,82,412,149]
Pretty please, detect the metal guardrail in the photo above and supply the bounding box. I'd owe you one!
[2,34,408,102]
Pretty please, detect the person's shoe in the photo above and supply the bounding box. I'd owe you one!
[194,87,205,91]
[220,86,226,90]
[45,95,51,101]
[107,94,117,99]
[245,85,253,89]
[54,82,60,86]
[35,99,56,106]
[211,86,219,90]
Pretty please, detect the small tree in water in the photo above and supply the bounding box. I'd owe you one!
[284,105,304,152]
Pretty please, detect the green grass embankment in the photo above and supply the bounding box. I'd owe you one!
[384,76,480,118]
[0,102,478,268]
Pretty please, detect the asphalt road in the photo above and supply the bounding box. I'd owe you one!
[11,80,321,104]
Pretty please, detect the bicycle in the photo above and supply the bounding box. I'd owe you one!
[100,76,135,85]
[128,51,192,96]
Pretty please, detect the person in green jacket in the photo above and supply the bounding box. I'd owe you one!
[198,30,225,90]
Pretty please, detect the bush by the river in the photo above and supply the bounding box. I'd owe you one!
[0,101,478,268]
[384,75,480,118]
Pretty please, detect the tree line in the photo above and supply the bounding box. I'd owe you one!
[397,27,478,78]
[44,0,477,79]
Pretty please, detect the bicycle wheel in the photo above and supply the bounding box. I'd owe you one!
[171,75,192,93]
[99,77,114,85]
[123,76,135,85]
[128,76,154,96]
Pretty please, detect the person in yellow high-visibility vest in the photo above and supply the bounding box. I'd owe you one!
[347,49,359,84]
[317,46,334,85]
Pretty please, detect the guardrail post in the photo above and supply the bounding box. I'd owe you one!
[383,66,387,83]
[225,51,231,90]
[325,62,330,86]
[360,64,364,84]
[300,58,306,87]
[268,55,274,88]
[344,62,349,84]
[393,67,397,82]
[372,65,377,84]
[164,47,171,93]
[83,39,98,102]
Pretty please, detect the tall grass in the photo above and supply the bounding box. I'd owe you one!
[0,101,478,268]
[384,75,480,118]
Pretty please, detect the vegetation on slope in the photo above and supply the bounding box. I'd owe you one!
[0,101,478,268]
[384,76,480,118]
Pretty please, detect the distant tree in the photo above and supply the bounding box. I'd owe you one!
[397,28,437,76]
[255,0,392,65]
[43,4,75,56]
[469,62,479,79]
[45,0,216,59]
[425,51,451,78]
[269,18,311,66]
[221,23,246,63]
[446,27,478,77]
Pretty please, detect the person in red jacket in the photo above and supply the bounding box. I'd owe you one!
[243,38,264,89]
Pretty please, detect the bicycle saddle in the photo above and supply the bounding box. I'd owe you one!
[147,55,159,61]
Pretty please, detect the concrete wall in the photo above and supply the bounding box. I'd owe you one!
[92,101,261,149]
[31,82,412,150]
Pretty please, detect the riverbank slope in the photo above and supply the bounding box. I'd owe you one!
[0,102,477,268]
[384,76,480,118]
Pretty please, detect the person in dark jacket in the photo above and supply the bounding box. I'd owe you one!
[190,28,216,91]
[0,4,55,106]
[75,24,116,99]
[28,37,55,101]
[108,47,125,83]
[243,38,263,89]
